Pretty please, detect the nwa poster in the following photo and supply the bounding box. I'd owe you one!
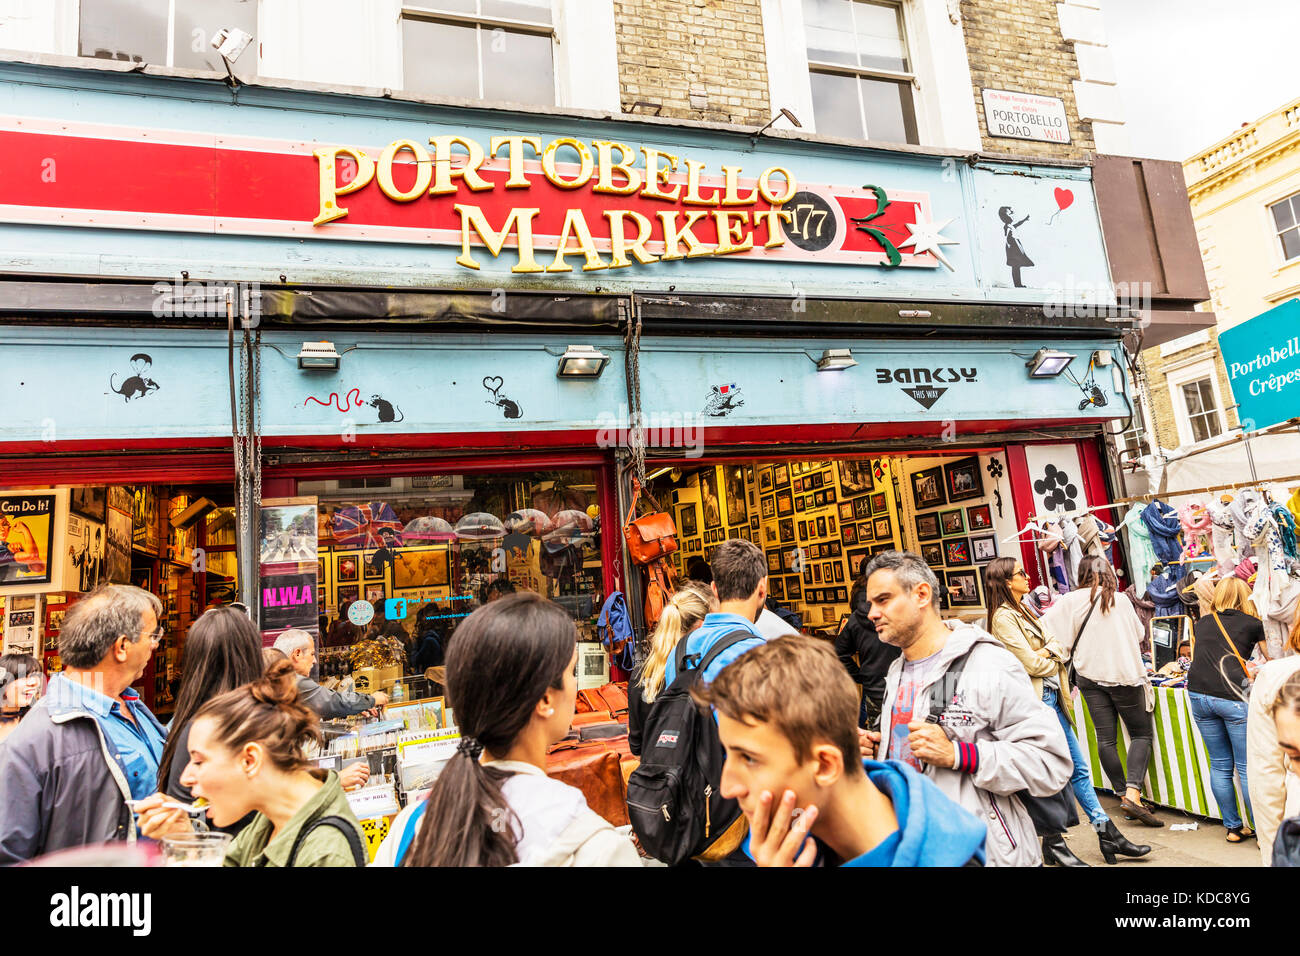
[0,493,57,586]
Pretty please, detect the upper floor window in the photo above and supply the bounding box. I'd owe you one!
[802,0,918,144]
[1269,192,1300,262]
[402,2,555,106]
[78,0,258,73]
[1179,377,1224,444]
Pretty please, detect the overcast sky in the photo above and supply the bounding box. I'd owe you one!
[1100,0,1300,161]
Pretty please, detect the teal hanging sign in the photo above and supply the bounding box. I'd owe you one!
[1218,298,1300,432]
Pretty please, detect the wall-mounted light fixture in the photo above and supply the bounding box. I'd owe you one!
[816,348,858,372]
[750,108,802,145]
[1025,348,1075,378]
[557,345,610,379]
[297,341,341,371]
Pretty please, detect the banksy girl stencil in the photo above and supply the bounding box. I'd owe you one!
[998,206,1033,288]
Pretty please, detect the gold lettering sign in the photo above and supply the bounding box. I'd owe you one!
[313,132,795,270]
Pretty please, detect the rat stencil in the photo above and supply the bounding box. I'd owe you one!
[367,394,405,423]
[483,376,522,419]
[110,353,161,402]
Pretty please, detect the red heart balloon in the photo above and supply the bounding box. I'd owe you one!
[1054,187,1074,211]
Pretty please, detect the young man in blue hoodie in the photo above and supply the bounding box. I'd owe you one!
[695,634,987,866]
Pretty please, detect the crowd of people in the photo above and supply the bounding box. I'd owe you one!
[1,534,1298,867]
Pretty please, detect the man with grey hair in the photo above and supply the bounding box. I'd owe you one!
[0,585,169,862]
[274,628,388,719]
[857,550,1072,867]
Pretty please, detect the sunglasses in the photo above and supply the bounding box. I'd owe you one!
[1013,569,1030,579]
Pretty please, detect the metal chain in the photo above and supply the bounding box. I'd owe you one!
[626,304,646,485]
[253,328,263,508]
[237,326,251,546]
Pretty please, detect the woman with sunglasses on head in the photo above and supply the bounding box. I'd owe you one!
[374,592,640,867]
[1042,555,1161,828]
[986,557,1150,864]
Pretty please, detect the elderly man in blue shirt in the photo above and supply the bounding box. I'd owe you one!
[0,585,168,862]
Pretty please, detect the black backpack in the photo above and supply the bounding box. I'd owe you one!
[625,629,754,865]
[287,815,368,867]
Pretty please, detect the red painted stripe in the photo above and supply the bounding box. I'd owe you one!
[1004,443,1042,590]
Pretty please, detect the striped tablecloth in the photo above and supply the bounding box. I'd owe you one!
[1071,684,1252,825]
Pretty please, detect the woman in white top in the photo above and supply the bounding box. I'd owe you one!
[1042,556,1161,827]
[374,592,640,867]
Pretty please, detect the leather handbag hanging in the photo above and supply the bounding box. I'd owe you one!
[624,479,679,566]
[643,559,677,627]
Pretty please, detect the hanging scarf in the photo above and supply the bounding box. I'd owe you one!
[1208,501,1238,575]
[1230,490,1263,559]
[1272,503,1298,560]
[1192,570,1220,618]
[1234,555,1257,582]
[1289,488,1300,529]
[1142,500,1184,564]
[1122,503,1159,586]
[1059,519,1083,589]
[1146,569,1182,617]
[1240,497,1287,610]
[1179,503,1213,558]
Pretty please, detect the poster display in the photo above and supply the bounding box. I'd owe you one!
[0,492,57,586]
[259,497,319,645]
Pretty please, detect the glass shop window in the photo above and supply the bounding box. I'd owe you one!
[78,0,259,73]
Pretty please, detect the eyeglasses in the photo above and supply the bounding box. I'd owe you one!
[1013,569,1030,579]
[139,626,164,648]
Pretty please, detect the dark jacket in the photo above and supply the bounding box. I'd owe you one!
[295,675,376,720]
[0,692,142,863]
[834,610,900,702]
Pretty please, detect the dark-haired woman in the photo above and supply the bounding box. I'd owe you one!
[1042,556,1161,827]
[0,653,42,747]
[139,659,366,866]
[987,557,1150,865]
[374,592,640,867]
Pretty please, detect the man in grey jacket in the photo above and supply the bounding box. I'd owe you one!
[273,628,388,719]
[0,585,169,863]
[858,551,1072,867]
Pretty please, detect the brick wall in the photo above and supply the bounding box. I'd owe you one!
[960,0,1094,161]
[1141,334,1240,452]
[613,0,770,126]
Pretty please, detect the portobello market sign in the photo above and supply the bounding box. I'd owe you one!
[309,133,952,272]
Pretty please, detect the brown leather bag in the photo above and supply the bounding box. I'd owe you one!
[546,736,632,827]
[624,479,678,565]
[643,559,676,627]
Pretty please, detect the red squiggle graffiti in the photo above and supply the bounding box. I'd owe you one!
[304,388,363,412]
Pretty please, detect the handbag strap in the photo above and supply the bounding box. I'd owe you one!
[1212,612,1252,678]
[288,814,368,867]
[627,478,665,522]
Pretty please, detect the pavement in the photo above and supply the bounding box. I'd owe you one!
[1060,793,1264,867]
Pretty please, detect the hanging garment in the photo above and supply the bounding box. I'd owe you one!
[1146,569,1182,617]
[1059,518,1083,588]
[1208,502,1238,575]
[1235,555,1258,582]
[1192,570,1220,619]
[1230,490,1263,560]
[1077,515,1102,556]
[1240,496,1288,612]
[1142,500,1184,564]
[1272,503,1298,560]
[1178,503,1213,558]
[1122,503,1160,586]
[1261,576,1300,659]
[1036,521,1069,595]
[1175,571,1202,621]
[1288,488,1300,528]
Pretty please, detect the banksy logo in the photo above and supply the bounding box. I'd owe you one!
[877,367,977,410]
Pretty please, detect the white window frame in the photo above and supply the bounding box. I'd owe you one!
[762,0,980,149]
[1266,189,1300,267]
[1164,358,1229,448]
[73,0,260,73]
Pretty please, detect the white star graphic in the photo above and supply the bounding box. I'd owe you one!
[897,216,960,271]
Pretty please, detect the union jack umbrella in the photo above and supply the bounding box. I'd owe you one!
[331,502,403,548]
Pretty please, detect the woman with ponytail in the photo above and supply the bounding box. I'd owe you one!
[629,581,716,755]
[138,659,367,866]
[373,592,640,867]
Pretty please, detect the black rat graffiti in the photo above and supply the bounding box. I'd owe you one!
[109,353,161,402]
[483,376,522,419]
[703,383,744,417]
[303,388,405,423]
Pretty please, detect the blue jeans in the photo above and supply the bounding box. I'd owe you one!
[1188,691,1253,830]
[1043,686,1109,826]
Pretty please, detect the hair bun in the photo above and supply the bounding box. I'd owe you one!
[253,658,302,706]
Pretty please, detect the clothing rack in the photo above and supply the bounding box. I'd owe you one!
[1112,472,1300,505]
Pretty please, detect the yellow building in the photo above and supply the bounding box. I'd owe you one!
[1126,97,1300,491]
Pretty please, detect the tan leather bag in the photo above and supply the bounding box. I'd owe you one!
[624,479,678,565]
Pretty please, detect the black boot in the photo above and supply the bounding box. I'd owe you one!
[1098,819,1152,864]
[1042,833,1089,867]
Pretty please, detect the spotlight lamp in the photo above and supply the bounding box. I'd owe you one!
[816,348,858,372]
[1026,348,1076,378]
[557,345,611,379]
[297,341,341,371]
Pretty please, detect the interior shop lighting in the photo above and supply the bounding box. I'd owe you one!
[297,341,342,371]
[1026,348,1076,378]
[816,348,858,372]
[557,345,610,379]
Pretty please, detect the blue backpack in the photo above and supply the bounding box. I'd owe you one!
[597,591,635,671]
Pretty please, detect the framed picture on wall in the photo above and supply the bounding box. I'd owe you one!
[940,509,965,536]
[971,535,998,562]
[770,576,785,601]
[816,516,827,537]
[680,503,698,536]
[761,496,776,519]
[725,464,749,527]
[765,525,778,544]
[827,541,842,557]
[915,513,941,541]
[921,542,944,568]
[945,569,982,607]
[794,477,805,493]
[750,514,760,531]
[795,496,807,513]
[699,467,724,529]
[870,492,887,514]
[775,492,793,517]
[782,548,799,573]
[797,519,808,538]
[944,537,972,566]
[365,584,386,605]
[839,501,854,521]
[836,459,873,498]
[766,549,782,573]
[944,456,984,503]
[803,566,813,585]
[827,515,837,534]
[760,467,774,492]
[809,544,821,559]
[779,518,795,543]
[363,551,385,582]
[853,496,872,520]
[966,504,994,531]
[911,467,946,509]
[811,472,823,489]
[728,527,740,540]
[833,562,844,583]
[813,564,822,583]
[847,547,872,580]
[393,548,450,588]
[336,554,359,582]
[773,463,790,488]
[814,491,826,507]
[786,576,802,600]
[746,465,756,485]
[857,521,875,543]
[872,517,891,541]
[337,584,360,606]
